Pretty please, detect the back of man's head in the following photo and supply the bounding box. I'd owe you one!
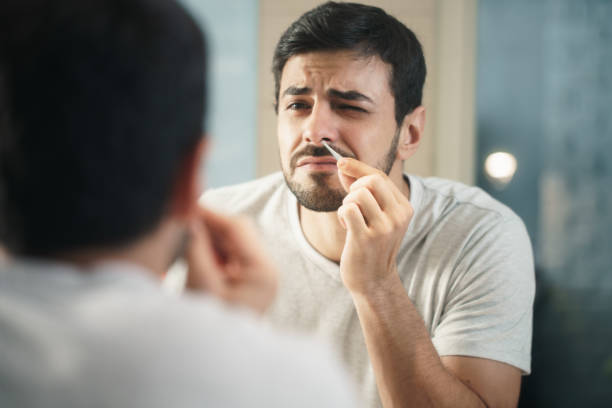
[272,1,426,126]
[0,0,206,256]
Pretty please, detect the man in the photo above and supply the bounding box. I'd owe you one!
[0,1,357,407]
[203,2,535,407]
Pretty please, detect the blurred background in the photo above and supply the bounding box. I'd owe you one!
[477,1,612,406]
[181,0,612,405]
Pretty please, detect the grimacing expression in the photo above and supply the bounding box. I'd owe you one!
[276,50,401,212]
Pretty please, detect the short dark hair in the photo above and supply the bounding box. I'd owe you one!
[272,1,426,125]
[0,0,206,255]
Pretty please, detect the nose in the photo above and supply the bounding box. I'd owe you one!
[301,103,339,146]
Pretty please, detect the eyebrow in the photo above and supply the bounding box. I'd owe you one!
[281,86,374,104]
[282,86,312,97]
[327,89,373,104]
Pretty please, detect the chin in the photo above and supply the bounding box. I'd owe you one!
[283,172,345,212]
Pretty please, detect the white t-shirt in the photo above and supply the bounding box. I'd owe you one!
[203,172,535,408]
[0,259,358,408]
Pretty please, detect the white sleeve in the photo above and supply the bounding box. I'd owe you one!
[431,216,535,374]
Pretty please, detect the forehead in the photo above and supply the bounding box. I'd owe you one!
[279,50,393,99]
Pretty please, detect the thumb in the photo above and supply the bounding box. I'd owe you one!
[185,219,226,295]
[337,165,357,193]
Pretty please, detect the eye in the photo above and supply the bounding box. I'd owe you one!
[286,102,311,111]
[335,103,368,113]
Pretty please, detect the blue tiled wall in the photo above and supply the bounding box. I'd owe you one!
[477,1,612,406]
[179,0,258,189]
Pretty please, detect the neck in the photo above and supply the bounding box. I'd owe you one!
[53,219,184,278]
[299,162,410,262]
[300,206,346,262]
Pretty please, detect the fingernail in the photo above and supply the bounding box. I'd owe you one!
[337,158,346,167]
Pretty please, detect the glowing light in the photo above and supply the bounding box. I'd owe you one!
[484,151,517,186]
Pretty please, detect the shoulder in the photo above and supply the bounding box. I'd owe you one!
[403,175,533,293]
[412,177,535,311]
[408,175,527,241]
[0,262,357,407]
[108,294,358,407]
[200,172,287,215]
[414,176,518,220]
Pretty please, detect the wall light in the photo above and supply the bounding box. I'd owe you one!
[484,151,517,188]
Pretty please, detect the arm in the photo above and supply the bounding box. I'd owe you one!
[352,272,521,407]
[336,157,523,408]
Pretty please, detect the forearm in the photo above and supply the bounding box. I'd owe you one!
[351,273,487,408]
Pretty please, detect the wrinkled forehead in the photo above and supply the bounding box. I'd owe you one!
[279,50,393,99]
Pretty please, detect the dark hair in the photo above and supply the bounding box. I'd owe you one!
[0,0,206,255]
[272,1,426,125]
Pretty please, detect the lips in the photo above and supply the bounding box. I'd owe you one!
[296,156,338,167]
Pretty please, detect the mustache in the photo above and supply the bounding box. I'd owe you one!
[290,144,355,168]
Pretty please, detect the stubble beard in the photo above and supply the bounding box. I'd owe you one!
[283,128,400,212]
[285,172,346,212]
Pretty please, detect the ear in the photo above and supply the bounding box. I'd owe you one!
[397,105,426,161]
[170,135,208,220]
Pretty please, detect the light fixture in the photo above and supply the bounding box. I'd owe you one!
[484,151,517,188]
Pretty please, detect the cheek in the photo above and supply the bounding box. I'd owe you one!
[277,118,299,168]
[342,134,367,161]
[348,125,395,163]
[276,117,301,155]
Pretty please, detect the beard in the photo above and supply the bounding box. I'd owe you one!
[283,128,400,212]
[285,171,346,212]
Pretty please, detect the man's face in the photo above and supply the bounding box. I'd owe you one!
[277,50,400,212]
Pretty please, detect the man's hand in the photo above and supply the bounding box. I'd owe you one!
[335,158,413,295]
[185,206,278,314]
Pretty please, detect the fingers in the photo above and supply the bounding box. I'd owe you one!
[342,186,382,227]
[348,174,398,212]
[198,206,257,268]
[198,206,274,277]
[337,202,367,232]
[337,157,379,178]
[336,158,371,192]
[337,166,384,232]
[187,206,253,290]
[189,205,278,314]
[337,171,357,193]
[338,158,405,204]
[185,218,226,295]
[336,158,413,241]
